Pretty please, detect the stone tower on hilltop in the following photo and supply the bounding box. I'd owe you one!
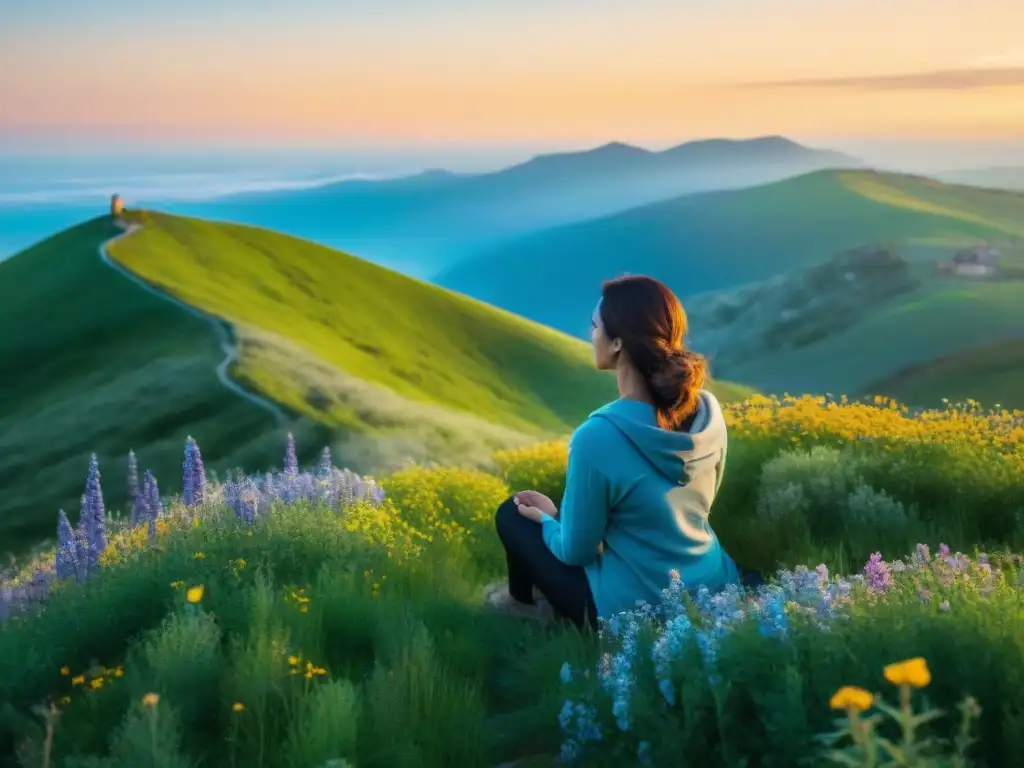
[110,194,124,218]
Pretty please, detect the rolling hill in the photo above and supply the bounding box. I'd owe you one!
[172,136,860,276]
[438,170,1024,339]
[681,245,1024,405]
[0,212,751,556]
[868,339,1024,411]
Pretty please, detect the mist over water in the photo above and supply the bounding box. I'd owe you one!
[2,138,1023,264]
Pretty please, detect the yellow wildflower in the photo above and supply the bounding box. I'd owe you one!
[142,692,160,707]
[90,678,104,690]
[71,675,85,686]
[288,655,301,666]
[829,686,874,712]
[186,585,205,603]
[232,702,245,712]
[59,666,70,676]
[884,658,931,688]
[113,667,124,678]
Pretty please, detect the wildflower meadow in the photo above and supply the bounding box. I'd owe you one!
[1,395,1023,767]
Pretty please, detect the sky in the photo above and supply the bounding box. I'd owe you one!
[1,0,1023,153]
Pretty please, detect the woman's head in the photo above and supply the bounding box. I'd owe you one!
[592,275,708,431]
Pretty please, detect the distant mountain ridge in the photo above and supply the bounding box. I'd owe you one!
[437,168,1024,338]
[174,135,862,276]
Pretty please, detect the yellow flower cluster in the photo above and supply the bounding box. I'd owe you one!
[496,397,1023,491]
[727,395,1023,458]
[283,586,311,613]
[58,662,125,707]
[381,466,510,544]
[98,519,174,568]
[288,654,328,679]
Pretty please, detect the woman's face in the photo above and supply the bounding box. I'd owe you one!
[591,301,618,370]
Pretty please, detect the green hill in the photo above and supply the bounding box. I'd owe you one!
[176,135,859,277]
[1,212,749,556]
[438,170,1024,338]
[680,243,1024,403]
[868,339,1024,411]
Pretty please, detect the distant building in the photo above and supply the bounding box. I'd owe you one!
[937,245,997,278]
[110,194,124,218]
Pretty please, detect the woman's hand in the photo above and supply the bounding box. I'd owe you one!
[514,490,558,522]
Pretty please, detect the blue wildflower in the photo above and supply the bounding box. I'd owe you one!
[284,433,299,477]
[55,510,79,580]
[144,470,162,521]
[83,454,106,573]
[864,552,891,591]
[318,446,332,478]
[182,437,207,506]
[637,740,652,766]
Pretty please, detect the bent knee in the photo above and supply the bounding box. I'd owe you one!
[494,496,519,536]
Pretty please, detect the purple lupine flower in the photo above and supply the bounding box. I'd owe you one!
[863,552,891,591]
[915,543,931,564]
[55,510,80,581]
[143,470,162,521]
[284,433,298,477]
[83,454,106,573]
[317,446,332,478]
[182,437,207,506]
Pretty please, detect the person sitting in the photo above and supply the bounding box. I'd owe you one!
[484,274,740,628]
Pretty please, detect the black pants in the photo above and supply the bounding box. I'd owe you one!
[494,497,598,630]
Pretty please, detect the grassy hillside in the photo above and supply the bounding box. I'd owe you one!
[0,207,753,556]
[111,210,620,435]
[438,170,1024,338]
[1,213,627,556]
[681,244,1024,404]
[172,136,859,277]
[0,218,282,556]
[869,339,1024,410]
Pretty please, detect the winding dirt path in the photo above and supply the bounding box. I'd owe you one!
[98,220,287,426]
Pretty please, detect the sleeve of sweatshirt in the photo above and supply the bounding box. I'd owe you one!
[541,419,610,567]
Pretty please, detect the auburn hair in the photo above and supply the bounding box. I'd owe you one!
[599,275,708,431]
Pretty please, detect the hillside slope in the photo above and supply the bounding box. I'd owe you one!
[438,170,1024,338]
[869,339,1024,410]
[174,136,860,275]
[682,246,1024,401]
[0,218,282,555]
[3,214,609,555]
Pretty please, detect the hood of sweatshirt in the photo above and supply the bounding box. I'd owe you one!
[589,391,727,485]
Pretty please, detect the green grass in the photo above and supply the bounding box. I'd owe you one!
[718,278,1024,402]
[110,210,618,437]
[869,339,1024,410]
[439,169,1024,340]
[0,218,282,558]
[1,211,746,558]
[2,399,1022,766]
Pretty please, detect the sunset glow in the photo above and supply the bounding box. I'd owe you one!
[2,0,1023,145]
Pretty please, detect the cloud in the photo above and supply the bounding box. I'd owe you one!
[743,67,1024,91]
[972,46,1024,68]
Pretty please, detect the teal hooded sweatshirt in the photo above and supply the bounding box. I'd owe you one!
[540,391,739,619]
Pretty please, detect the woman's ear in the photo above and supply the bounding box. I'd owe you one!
[610,338,622,355]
